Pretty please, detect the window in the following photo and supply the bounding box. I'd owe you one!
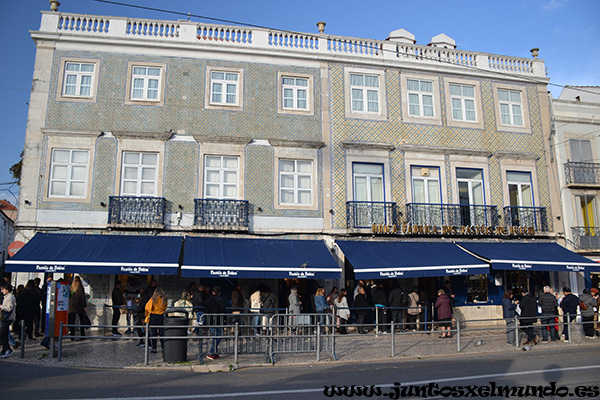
[507,171,533,207]
[353,163,384,202]
[121,152,158,196]
[279,159,312,205]
[457,168,484,205]
[49,149,89,198]
[130,66,162,101]
[62,62,95,97]
[570,139,593,162]
[204,156,239,199]
[450,84,476,121]
[407,79,434,117]
[125,62,166,106]
[210,71,239,106]
[350,73,380,113]
[498,89,523,126]
[577,195,597,231]
[282,77,308,110]
[411,166,440,203]
[344,68,386,120]
[466,275,488,303]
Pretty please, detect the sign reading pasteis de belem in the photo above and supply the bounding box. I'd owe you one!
[372,223,535,237]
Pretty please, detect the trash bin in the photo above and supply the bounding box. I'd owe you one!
[163,310,189,362]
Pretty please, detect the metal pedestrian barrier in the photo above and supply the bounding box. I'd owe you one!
[50,309,599,365]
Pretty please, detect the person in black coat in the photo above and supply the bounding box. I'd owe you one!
[373,282,388,333]
[111,281,124,336]
[21,280,41,341]
[134,285,153,347]
[560,287,579,341]
[519,290,538,345]
[354,286,371,334]
[204,286,227,360]
[388,283,405,331]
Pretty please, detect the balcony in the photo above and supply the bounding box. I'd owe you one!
[194,199,249,231]
[503,206,548,232]
[405,203,498,227]
[108,196,165,229]
[564,162,600,187]
[571,227,600,250]
[346,201,397,229]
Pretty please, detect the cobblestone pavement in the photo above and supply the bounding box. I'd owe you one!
[6,324,598,370]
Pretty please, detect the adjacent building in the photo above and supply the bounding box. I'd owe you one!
[7,6,599,323]
[552,86,600,292]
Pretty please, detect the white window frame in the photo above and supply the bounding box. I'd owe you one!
[48,149,90,199]
[125,62,166,106]
[278,159,313,206]
[282,77,308,110]
[407,78,435,118]
[492,83,531,133]
[56,58,100,103]
[507,171,534,208]
[344,67,387,121]
[350,73,380,114]
[205,66,244,111]
[120,152,159,197]
[456,168,485,205]
[277,72,314,115]
[203,155,240,200]
[450,84,476,122]
[498,89,523,126]
[352,163,385,202]
[400,73,441,125]
[411,166,441,204]
[444,78,484,129]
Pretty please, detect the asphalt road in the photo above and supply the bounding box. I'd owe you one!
[2,345,599,400]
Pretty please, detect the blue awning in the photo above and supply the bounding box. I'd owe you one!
[5,233,182,275]
[182,237,341,279]
[336,240,489,279]
[456,241,600,272]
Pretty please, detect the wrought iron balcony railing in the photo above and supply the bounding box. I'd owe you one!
[194,198,249,231]
[108,196,165,229]
[564,162,600,186]
[405,203,498,227]
[346,201,397,229]
[503,206,548,232]
[571,226,600,250]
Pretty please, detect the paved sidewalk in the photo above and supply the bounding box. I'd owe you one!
[5,324,598,372]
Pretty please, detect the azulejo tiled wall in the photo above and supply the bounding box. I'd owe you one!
[46,51,322,141]
[328,64,552,230]
[164,140,199,213]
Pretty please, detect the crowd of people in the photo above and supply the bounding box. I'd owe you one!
[2,276,599,360]
[502,286,600,346]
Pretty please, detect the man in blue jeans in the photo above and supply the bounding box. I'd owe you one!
[538,286,558,342]
[204,286,227,360]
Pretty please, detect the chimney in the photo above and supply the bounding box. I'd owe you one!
[386,28,416,44]
[428,33,456,49]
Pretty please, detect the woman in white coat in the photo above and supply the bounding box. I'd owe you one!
[334,288,350,334]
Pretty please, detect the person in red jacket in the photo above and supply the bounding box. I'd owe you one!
[435,289,452,338]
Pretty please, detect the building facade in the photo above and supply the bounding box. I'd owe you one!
[8,6,597,323]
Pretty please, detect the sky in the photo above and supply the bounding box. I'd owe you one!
[0,0,599,205]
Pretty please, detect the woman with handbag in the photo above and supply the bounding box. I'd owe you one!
[68,276,88,340]
[1,284,16,358]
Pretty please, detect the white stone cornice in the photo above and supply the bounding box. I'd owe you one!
[112,130,173,140]
[268,139,325,149]
[192,134,253,145]
[42,128,102,137]
[397,144,493,158]
[341,141,395,152]
[494,151,540,161]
